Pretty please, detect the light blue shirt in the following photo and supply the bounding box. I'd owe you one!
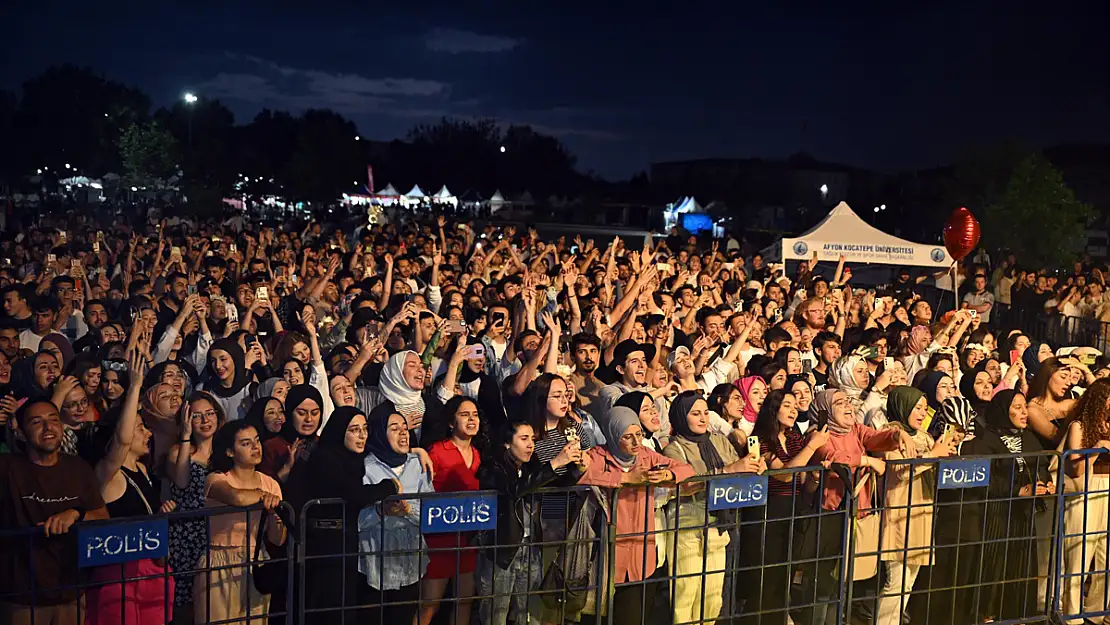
[358,452,432,590]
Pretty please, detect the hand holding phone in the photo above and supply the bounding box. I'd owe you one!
[747,436,760,461]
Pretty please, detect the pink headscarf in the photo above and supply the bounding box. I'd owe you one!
[733,375,763,423]
[908,325,932,355]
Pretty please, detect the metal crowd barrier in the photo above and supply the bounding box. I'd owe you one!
[21,451,1110,625]
[297,484,604,625]
[0,501,295,625]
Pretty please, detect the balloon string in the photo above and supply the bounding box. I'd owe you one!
[952,259,958,314]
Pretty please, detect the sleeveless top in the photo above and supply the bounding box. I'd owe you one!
[107,465,160,519]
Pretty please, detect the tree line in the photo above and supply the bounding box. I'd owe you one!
[0,64,589,206]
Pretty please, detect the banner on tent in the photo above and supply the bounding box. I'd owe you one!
[782,238,950,267]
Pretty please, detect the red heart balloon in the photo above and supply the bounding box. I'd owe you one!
[943,207,981,262]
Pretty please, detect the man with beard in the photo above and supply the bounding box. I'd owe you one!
[0,399,108,625]
[72,300,110,354]
[48,276,87,343]
[567,332,603,409]
[0,320,20,360]
[594,339,656,428]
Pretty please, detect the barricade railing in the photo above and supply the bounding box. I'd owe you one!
[846,450,1060,625]
[23,449,1110,625]
[601,464,852,625]
[297,484,604,625]
[0,500,295,625]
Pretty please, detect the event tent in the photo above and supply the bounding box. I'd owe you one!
[762,201,951,268]
[432,185,457,207]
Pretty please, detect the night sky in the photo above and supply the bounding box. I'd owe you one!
[3,1,1108,179]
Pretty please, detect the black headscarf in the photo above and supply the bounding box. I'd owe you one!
[280,384,323,444]
[366,401,409,468]
[668,391,724,473]
[203,338,250,398]
[317,406,369,479]
[917,371,949,412]
[959,362,992,416]
[614,391,652,413]
[985,389,1021,436]
[245,396,283,443]
[11,353,53,401]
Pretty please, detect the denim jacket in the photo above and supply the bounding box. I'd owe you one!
[358,452,432,590]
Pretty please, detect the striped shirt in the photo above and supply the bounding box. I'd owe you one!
[761,428,807,497]
[532,421,596,521]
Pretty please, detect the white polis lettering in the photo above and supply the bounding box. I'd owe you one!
[82,521,164,563]
[427,501,493,525]
[938,460,990,489]
[708,476,768,510]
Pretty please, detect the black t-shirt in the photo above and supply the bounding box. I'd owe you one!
[0,453,105,605]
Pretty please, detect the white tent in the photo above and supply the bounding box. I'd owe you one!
[405,184,427,198]
[763,201,951,268]
[488,189,507,213]
[375,183,400,197]
[432,185,457,207]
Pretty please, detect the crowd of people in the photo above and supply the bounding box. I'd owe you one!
[1,207,1110,625]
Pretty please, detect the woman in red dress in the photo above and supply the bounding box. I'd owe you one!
[420,395,484,625]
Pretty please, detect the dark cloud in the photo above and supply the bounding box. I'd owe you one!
[424,28,522,54]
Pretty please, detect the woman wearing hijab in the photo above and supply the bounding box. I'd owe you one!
[243,396,284,444]
[805,389,907,625]
[199,338,257,422]
[663,391,759,625]
[829,354,883,421]
[371,350,440,445]
[357,402,433,624]
[260,384,323,483]
[915,370,957,439]
[577,406,693,625]
[615,391,664,451]
[288,406,399,625]
[960,390,1050,622]
[876,386,957,625]
[731,375,767,436]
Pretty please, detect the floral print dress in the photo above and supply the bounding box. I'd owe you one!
[168,459,211,607]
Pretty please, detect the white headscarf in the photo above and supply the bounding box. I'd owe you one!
[380,350,426,418]
[829,354,867,408]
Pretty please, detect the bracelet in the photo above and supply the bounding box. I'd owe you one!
[75,509,86,522]
[179,439,191,444]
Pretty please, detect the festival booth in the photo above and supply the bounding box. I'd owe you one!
[665,196,717,236]
[762,201,952,268]
[402,185,428,209]
[432,185,457,208]
[488,190,507,214]
[369,183,400,207]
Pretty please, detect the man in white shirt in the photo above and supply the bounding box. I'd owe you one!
[19,296,63,352]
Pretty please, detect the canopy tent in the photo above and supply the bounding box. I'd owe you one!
[404,184,427,198]
[762,201,951,268]
[432,185,457,207]
[488,189,507,213]
[375,183,400,197]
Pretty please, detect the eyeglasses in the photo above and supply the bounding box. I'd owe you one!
[191,410,218,421]
[102,361,129,372]
[347,425,368,435]
[63,398,90,410]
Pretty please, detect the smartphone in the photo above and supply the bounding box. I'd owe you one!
[171,246,182,258]
[445,319,466,334]
[747,436,760,461]
[230,243,238,253]
[802,360,813,375]
[723,262,735,270]
[244,334,257,347]
[187,283,198,296]
[59,231,67,243]
[47,253,57,264]
[864,346,881,359]
[1010,349,1021,366]
[457,224,468,230]
[492,311,507,326]
[884,357,894,370]
[1080,353,1098,367]
[657,262,672,273]
[651,464,669,472]
[255,286,269,301]
[969,309,979,319]
[71,259,80,272]
[92,241,100,253]
[226,304,239,323]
